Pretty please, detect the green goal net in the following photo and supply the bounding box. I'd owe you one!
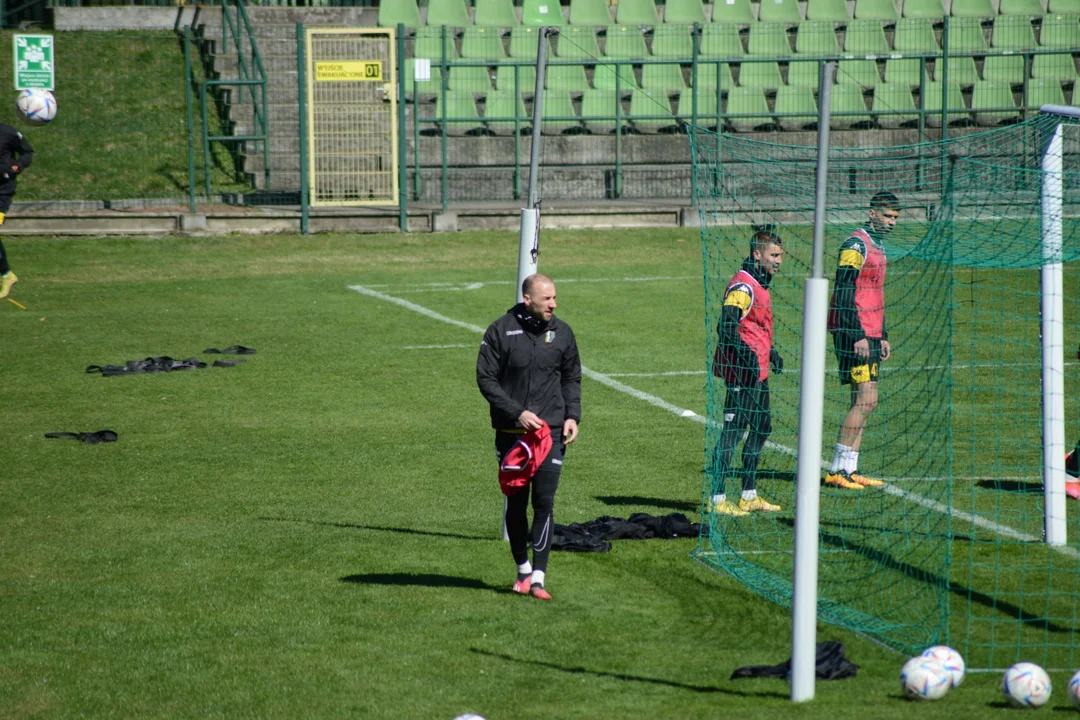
[690,113,1080,671]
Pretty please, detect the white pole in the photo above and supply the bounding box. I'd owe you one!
[1041,122,1067,547]
[791,60,835,703]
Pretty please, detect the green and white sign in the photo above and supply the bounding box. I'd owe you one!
[14,35,54,91]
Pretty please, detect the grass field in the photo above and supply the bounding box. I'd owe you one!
[2,227,1079,718]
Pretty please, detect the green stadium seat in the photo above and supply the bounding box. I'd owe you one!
[677,88,722,130]
[433,91,483,135]
[415,28,460,61]
[1048,0,1080,11]
[940,56,980,84]
[902,0,946,18]
[830,83,874,127]
[872,83,920,126]
[726,86,775,130]
[404,60,444,96]
[642,63,689,90]
[982,54,1026,82]
[894,18,940,53]
[748,23,794,56]
[663,0,708,24]
[775,84,819,129]
[474,0,517,27]
[569,0,612,25]
[509,26,542,59]
[694,61,735,88]
[700,24,747,57]
[462,27,507,59]
[426,0,471,27]
[708,0,756,24]
[843,19,891,55]
[380,0,421,27]
[605,25,649,58]
[580,88,623,132]
[615,0,660,24]
[854,0,899,21]
[522,0,566,25]
[948,0,994,15]
[806,0,852,22]
[921,80,968,125]
[556,26,602,58]
[738,61,785,87]
[496,64,538,91]
[971,80,1019,124]
[593,60,641,89]
[540,90,581,133]
[946,17,989,53]
[651,24,694,59]
[991,16,1038,50]
[788,60,824,87]
[795,22,842,55]
[1031,53,1079,82]
[483,89,530,134]
[629,88,679,132]
[758,0,804,24]
[997,0,1044,15]
[885,57,930,86]
[449,65,494,91]
[837,59,882,87]
[1039,13,1080,47]
[547,64,592,90]
[1025,77,1067,108]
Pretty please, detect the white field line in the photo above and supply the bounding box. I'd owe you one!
[347,283,1080,560]
[365,275,699,294]
[401,344,471,350]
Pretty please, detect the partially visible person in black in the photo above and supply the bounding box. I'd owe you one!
[0,123,33,298]
[477,273,582,601]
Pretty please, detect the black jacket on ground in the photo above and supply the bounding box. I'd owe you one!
[0,123,32,195]
[477,303,582,431]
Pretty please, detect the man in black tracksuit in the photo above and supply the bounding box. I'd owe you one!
[477,273,582,601]
[0,123,33,299]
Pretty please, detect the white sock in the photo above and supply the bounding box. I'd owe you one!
[831,444,851,473]
[711,493,726,506]
[517,561,532,576]
[741,489,756,501]
[845,449,859,475]
[531,570,546,587]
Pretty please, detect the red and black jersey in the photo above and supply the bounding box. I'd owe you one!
[715,262,773,385]
[828,227,887,340]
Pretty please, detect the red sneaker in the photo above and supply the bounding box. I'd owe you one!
[512,576,531,595]
[529,585,552,601]
[1067,481,1080,500]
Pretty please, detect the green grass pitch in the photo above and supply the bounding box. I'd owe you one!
[1,228,1077,718]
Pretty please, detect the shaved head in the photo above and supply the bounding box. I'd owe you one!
[522,273,553,298]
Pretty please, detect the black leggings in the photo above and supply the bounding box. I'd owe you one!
[0,194,12,275]
[497,428,564,574]
[711,380,772,496]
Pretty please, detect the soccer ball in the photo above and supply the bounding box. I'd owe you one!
[1002,662,1052,708]
[921,645,966,687]
[900,656,951,701]
[451,715,486,720]
[15,88,56,125]
[1067,669,1080,710]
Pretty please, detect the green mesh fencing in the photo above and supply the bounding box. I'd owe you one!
[690,113,1080,671]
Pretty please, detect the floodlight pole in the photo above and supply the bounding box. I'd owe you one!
[791,60,835,704]
[1039,107,1075,547]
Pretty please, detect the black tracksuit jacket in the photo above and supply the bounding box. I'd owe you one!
[0,123,33,196]
[476,303,582,431]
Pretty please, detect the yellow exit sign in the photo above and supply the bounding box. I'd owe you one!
[314,61,382,82]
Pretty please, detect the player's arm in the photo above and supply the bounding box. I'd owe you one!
[718,285,757,373]
[3,127,32,174]
[559,326,582,424]
[833,238,866,342]
[476,325,526,421]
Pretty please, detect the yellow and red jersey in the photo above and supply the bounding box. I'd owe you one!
[828,227,887,340]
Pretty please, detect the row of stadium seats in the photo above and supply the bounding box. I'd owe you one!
[379,0,1080,28]
[404,55,1078,92]
[416,80,1068,134]
[407,16,1080,60]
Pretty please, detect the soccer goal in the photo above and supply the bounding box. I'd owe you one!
[689,108,1080,675]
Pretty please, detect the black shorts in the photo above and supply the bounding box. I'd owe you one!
[722,379,772,436]
[834,334,882,386]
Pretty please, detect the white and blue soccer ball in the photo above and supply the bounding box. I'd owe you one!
[1002,662,1052,708]
[451,715,486,720]
[901,656,951,701]
[921,645,966,688]
[15,88,56,125]
[1066,669,1080,710]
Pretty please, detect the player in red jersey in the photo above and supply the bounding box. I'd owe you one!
[824,191,900,490]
